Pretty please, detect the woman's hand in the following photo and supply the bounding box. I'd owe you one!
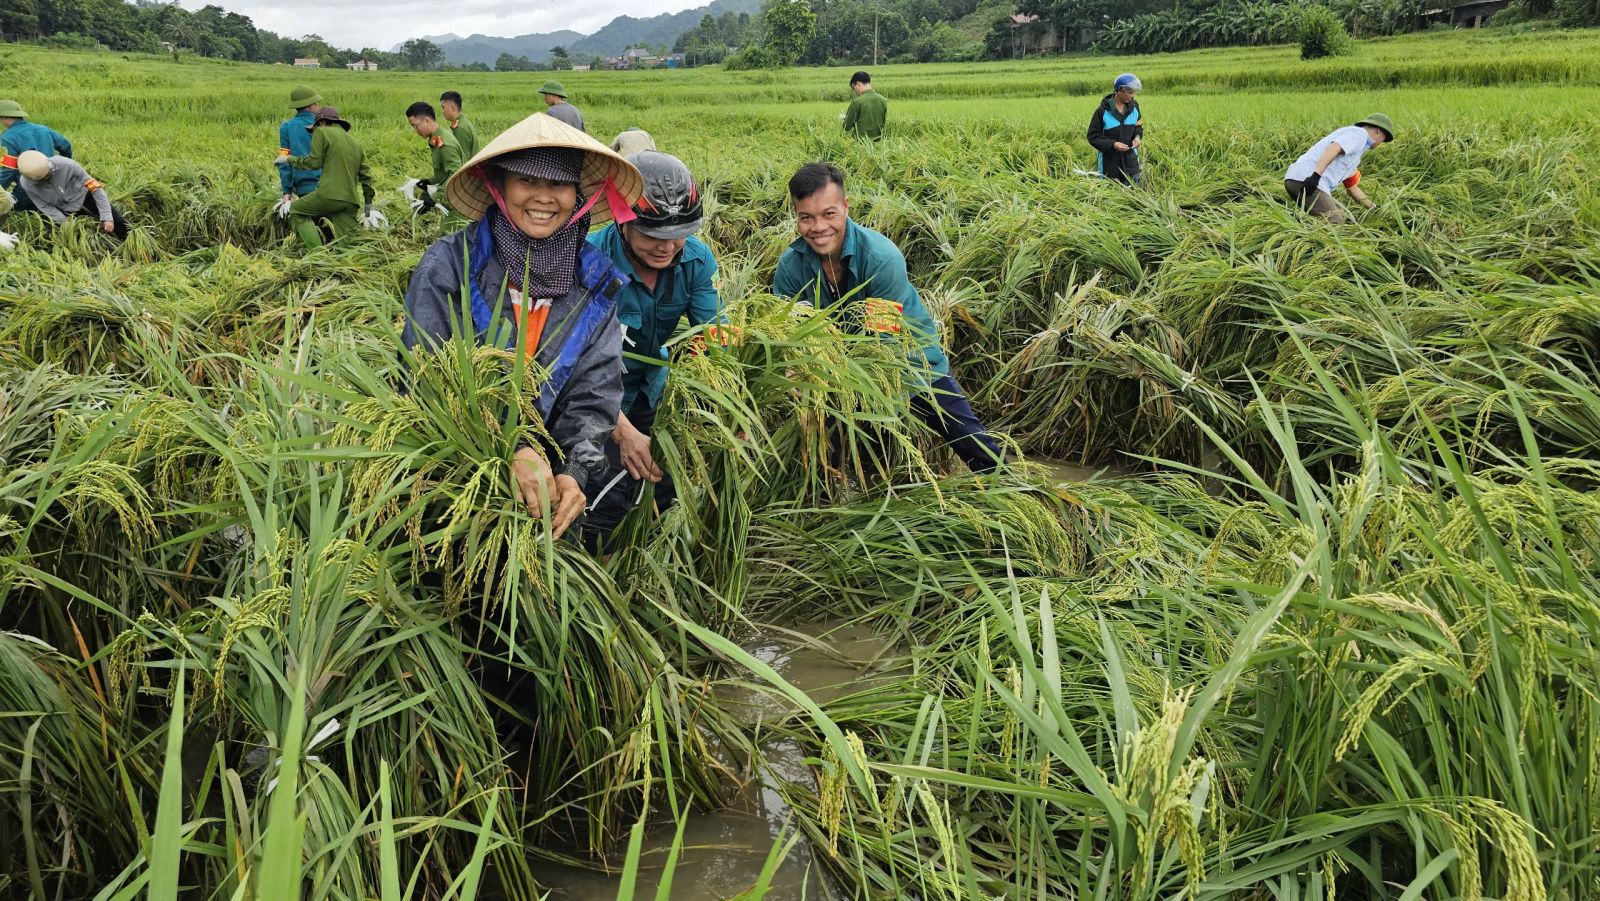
[549,474,586,538]
[511,447,585,538]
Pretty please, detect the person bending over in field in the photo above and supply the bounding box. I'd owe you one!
[1086,74,1143,185]
[276,86,323,217]
[440,91,480,161]
[773,162,1004,473]
[611,128,656,157]
[14,150,127,239]
[1,99,74,216]
[274,107,376,249]
[402,113,643,538]
[581,150,723,545]
[538,82,586,133]
[1284,114,1394,224]
[404,101,464,214]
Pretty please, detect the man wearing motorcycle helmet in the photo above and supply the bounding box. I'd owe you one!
[583,149,724,544]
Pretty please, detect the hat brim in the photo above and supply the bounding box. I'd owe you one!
[632,218,702,241]
[1356,119,1393,142]
[307,119,351,131]
[446,113,643,227]
[292,94,323,108]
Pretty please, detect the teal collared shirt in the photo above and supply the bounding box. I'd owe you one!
[772,218,951,379]
[589,223,723,410]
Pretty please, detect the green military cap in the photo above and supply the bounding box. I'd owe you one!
[0,99,29,118]
[289,85,323,108]
[538,80,568,98]
[1355,113,1395,142]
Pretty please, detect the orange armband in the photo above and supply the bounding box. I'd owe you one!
[863,298,904,334]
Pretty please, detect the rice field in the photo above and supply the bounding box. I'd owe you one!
[2,24,1600,900]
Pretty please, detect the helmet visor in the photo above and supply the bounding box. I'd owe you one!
[633,217,702,240]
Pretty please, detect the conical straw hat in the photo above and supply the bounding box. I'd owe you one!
[446,112,643,226]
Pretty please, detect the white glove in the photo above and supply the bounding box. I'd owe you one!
[0,231,17,251]
[401,178,421,200]
[273,154,290,167]
[274,198,293,219]
[361,207,388,229]
[409,197,427,215]
[0,190,14,216]
[425,182,438,198]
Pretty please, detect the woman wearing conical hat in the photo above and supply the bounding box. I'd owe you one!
[403,113,644,538]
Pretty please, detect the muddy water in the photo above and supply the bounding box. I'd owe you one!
[1036,457,1125,484]
[529,622,896,900]
[532,463,1105,898]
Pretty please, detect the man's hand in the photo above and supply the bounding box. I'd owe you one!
[273,154,290,167]
[1302,171,1322,193]
[614,418,663,483]
[1131,136,1141,149]
[1113,141,1130,152]
[281,192,293,204]
[101,220,115,234]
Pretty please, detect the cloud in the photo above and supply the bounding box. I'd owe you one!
[185,0,716,50]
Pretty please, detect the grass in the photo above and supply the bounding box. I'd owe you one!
[3,25,1600,900]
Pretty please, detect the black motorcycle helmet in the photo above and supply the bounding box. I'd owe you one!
[628,150,703,240]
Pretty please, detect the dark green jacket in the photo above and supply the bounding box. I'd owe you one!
[449,116,480,162]
[290,125,374,207]
[422,128,463,186]
[844,90,888,139]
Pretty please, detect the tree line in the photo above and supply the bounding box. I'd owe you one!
[0,0,468,69]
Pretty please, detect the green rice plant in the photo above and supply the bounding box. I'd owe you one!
[5,28,1600,900]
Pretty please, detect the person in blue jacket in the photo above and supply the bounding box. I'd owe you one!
[773,161,1003,473]
[277,86,323,210]
[1,98,74,214]
[1086,73,1143,185]
[582,150,722,541]
[401,113,644,538]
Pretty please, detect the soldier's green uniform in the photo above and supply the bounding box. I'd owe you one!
[285,115,374,249]
[449,116,479,161]
[420,128,463,190]
[844,89,888,140]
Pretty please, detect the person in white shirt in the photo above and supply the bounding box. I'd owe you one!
[1284,113,1394,224]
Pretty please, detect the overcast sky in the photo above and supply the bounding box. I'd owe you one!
[182,0,711,51]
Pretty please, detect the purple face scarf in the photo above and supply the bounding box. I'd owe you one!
[487,147,591,298]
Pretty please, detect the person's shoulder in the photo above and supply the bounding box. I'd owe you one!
[588,222,620,251]
[682,235,717,263]
[853,221,903,260]
[577,239,630,296]
[419,228,472,266]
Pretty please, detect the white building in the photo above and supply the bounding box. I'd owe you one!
[346,59,379,70]
[293,58,321,68]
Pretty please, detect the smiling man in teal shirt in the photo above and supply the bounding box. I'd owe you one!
[773,161,1002,472]
[583,150,722,543]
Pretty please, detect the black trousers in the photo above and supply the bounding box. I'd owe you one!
[581,398,677,543]
[911,374,1004,472]
[72,203,128,240]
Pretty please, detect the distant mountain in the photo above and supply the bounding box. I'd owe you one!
[389,33,463,52]
[430,0,762,66]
